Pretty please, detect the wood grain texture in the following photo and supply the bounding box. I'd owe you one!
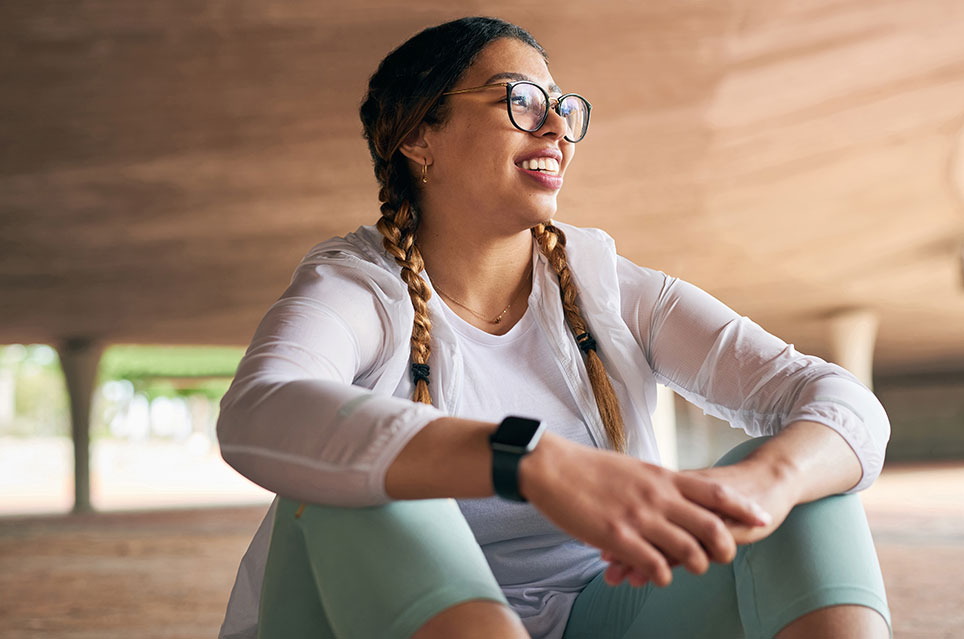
[1,0,962,374]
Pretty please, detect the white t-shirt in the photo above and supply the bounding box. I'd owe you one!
[439,297,604,639]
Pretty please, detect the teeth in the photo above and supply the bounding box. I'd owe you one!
[522,157,560,173]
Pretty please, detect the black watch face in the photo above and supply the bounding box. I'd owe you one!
[495,416,542,446]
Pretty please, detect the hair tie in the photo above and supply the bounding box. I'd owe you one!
[410,362,431,385]
[575,331,597,354]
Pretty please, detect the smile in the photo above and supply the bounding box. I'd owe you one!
[517,157,560,175]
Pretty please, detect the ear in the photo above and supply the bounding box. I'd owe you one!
[397,122,433,168]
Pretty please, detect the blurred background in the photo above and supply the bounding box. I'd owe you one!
[1,1,962,637]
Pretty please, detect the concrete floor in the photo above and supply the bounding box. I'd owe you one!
[1,461,962,639]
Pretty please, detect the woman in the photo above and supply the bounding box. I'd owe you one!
[217,16,892,639]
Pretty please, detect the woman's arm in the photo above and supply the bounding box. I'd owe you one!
[599,258,890,584]
[617,256,890,496]
[387,414,774,587]
[216,255,447,506]
[739,418,863,503]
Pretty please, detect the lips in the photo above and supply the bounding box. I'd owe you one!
[514,149,564,190]
[514,147,563,179]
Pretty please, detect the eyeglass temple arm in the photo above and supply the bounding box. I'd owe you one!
[440,82,511,96]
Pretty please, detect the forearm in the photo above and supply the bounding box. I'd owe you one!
[385,416,501,499]
[218,377,444,506]
[741,420,864,504]
[385,418,582,502]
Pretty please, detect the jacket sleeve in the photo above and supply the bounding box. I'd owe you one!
[216,255,444,506]
[617,256,890,492]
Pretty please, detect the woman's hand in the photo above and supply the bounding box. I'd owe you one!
[599,456,803,586]
[680,459,801,545]
[518,433,772,588]
[569,423,862,588]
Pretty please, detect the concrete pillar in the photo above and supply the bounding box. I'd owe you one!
[654,384,679,470]
[828,309,879,390]
[57,338,103,513]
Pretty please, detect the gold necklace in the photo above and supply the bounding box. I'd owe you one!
[431,267,532,325]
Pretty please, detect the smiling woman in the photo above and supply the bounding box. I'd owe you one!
[215,16,892,639]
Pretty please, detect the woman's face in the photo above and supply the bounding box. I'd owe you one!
[420,37,576,235]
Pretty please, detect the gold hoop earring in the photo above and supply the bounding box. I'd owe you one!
[421,162,428,184]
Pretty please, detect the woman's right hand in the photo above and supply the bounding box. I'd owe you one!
[518,432,772,588]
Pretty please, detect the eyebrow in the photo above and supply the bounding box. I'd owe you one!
[484,72,562,95]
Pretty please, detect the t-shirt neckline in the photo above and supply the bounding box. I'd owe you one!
[437,294,536,345]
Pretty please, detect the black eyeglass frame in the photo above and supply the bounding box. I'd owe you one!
[441,81,592,143]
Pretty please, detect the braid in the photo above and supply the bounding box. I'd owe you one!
[532,223,627,451]
[359,18,549,406]
[374,158,434,404]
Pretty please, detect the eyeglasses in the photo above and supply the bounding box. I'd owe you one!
[441,81,592,143]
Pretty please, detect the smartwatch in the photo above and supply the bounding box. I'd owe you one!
[489,416,546,502]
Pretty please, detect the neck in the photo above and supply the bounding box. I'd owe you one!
[417,217,535,322]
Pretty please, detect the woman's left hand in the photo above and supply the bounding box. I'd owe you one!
[601,457,802,587]
[679,458,801,545]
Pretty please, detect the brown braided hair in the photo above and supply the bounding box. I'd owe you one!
[532,223,626,451]
[359,18,626,450]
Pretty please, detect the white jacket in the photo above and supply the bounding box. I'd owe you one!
[216,222,890,638]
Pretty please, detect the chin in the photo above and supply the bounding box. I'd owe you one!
[517,207,554,230]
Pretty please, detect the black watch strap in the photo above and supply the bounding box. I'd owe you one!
[491,446,527,502]
[490,416,545,502]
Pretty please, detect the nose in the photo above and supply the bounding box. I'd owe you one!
[536,99,568,141]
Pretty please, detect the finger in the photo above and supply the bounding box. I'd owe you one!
[676,475,772,527]
[644,520,710,576]
[666,501,737,564]
[606,525,674,587]
[605,560,651,588]
[604,562,630,586]
[627,569,650,588]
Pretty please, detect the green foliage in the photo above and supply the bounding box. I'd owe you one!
[131,377,233,401]
[99,345,244,382]
[0,344,68,437]
[1,343,244,438]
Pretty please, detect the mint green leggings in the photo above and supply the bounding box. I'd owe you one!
[258,438,892,638]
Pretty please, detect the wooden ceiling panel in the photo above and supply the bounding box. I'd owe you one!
[1,0,962,376]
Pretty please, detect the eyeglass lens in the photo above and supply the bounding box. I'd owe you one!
[509,82,590,142]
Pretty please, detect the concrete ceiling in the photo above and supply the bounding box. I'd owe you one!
[2,0,963,376]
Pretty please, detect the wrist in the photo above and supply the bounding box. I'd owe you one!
[489,416,546,502]
[517,430,565,502]
[741,446,805,504]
